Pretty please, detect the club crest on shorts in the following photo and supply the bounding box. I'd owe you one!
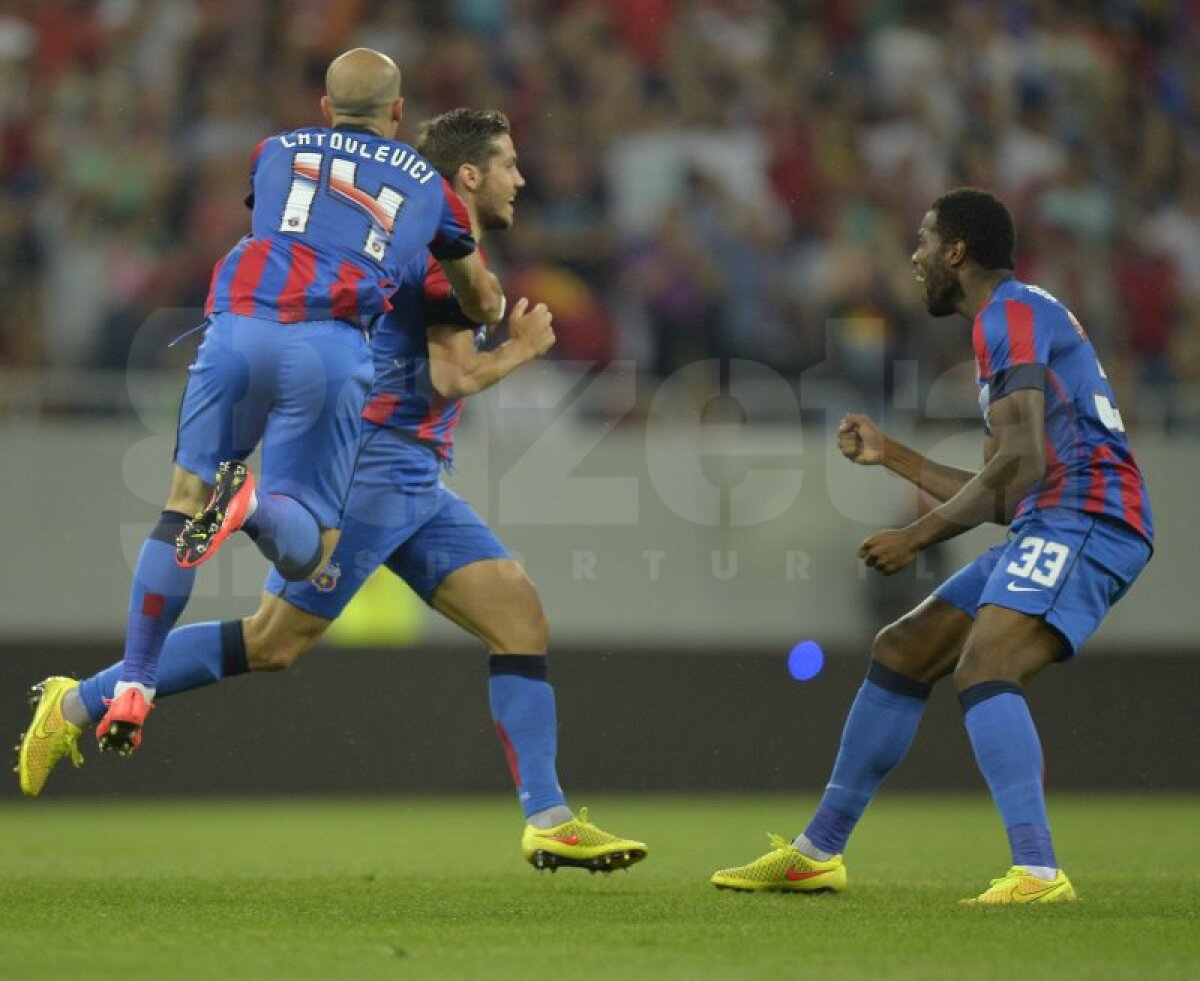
[312,562,341,593]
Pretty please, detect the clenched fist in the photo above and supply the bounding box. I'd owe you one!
[508,297,555,358]
[837,413,886,466]
[858,527,922,575]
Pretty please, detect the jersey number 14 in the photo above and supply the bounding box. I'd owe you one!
[278,152,406,261]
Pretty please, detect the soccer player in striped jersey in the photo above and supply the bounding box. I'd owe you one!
[17,49,503,761]
[19,109,646,874]
[711,188,1152,904]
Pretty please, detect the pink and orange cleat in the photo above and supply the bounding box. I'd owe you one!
[175,460,256,569]
[96,686,154,756]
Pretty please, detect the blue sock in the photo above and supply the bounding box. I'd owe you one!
[118,511,197,689]
[961,682,1056,869]
[488,655,567,818]
[79,620,249,723]
[243,493,322,581]
[802,661,931,855]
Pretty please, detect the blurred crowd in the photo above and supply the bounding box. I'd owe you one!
[1,0,1198,427]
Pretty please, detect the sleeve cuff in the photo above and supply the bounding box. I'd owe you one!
[429,233,477,262]
[423,296,477,330]
[990,363,1047,401]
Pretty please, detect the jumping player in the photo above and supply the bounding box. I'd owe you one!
[711,188,1151,903]
[30,49,503,757]
[19,109,646,875]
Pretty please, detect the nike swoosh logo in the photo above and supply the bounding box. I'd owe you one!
[1006,582,1041,593]
[32,703,60,740]
[549,835,579,846]
[784,867,827,881]
[1014,879,1060,898]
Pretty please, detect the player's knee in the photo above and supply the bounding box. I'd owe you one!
[950,647,1008,685]
[953,614,1021,689]
[249,633,315,671]
[871,620,917,674]
[953,644,1006,690]
[251,634,289,671]
[491,607,549,654]
[492,589,550,654]
[522,604,551,653]
[243,612,324,672]
[164,466,210,516]
[953,652,981,690]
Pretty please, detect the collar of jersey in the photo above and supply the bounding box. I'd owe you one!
[333,123,384,137]
[989,273,1016,301]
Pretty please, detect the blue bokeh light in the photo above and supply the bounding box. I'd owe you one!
[787,640,825,681]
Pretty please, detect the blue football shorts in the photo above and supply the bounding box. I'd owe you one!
[174,312,372,529]
[934,507,1152,658]
[268,422,510,619]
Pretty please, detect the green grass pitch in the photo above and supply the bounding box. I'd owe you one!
[1,795,1197,980]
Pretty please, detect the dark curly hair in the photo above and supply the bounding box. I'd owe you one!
[931,187,1016,270]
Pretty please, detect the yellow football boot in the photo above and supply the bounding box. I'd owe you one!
[16,677,84,797]
[711,834,847,893]
[962,866,1076,905]
[522,807,647,873]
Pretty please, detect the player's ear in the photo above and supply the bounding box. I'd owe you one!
[319,95,333,126]
[458,162,482,193]
[946,239,967,267]
[392,97,404,124]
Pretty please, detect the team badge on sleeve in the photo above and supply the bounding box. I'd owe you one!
[312,562,342,593]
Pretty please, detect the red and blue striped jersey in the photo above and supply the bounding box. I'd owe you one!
[974,277,1152,543]
[361,252,484,464]
[205,126,475,327]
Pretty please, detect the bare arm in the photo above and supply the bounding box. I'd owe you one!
[879,436,979,503]
[427,298,554,399]
[839,413,979,503]
[909,389,1047,547]
[436,252,505,326]
[856,393,1047,575]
